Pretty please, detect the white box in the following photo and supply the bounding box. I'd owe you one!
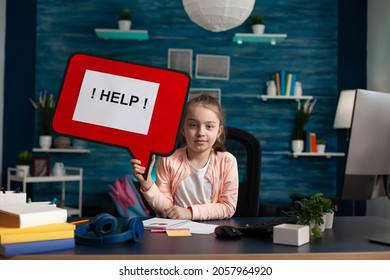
[0,191,27,205]
[273,223,310,246]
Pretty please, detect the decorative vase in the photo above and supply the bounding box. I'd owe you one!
[291,140,304,153]
[266,80,276,96]
[252,24,265,34]
[294,81,302,96]
[118,20,131,30]
[39,135,52,149]
[16,165,30,177]
[54,136,71,149]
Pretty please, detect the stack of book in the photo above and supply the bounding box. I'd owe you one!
[304,131,318,153]
[272,70,297,96]
[0,202,75,257]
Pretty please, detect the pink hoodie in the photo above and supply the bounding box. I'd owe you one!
[142,147,239,220]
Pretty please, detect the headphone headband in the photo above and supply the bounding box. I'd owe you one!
[75,213,144,246]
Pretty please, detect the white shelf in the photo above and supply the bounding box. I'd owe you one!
[233,33,287,44]
[260,95,313,101]
[7,167,83,217]
[33,148,90,153]
[292,152,345,158]
[95,28,149,40]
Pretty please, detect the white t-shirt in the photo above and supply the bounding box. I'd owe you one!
[174,158,212,208]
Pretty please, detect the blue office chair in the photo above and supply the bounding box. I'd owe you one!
[225,126,262,217]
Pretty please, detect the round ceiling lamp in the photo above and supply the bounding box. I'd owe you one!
[182,0,255,32]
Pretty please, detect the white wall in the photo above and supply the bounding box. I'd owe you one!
[366,0,390,218]
[0,0,6,182]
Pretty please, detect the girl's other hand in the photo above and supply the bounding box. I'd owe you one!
[165,205,192,220]
[130,155,156,191]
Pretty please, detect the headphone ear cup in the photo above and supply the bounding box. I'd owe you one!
[122,217,144,242]
[92,213,118,236]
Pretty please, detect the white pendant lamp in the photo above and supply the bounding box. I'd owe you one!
[182,0,255,32]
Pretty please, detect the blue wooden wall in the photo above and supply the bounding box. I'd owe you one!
[33,0,339,213]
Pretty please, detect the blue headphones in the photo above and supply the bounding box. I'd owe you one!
[74,213,144,246]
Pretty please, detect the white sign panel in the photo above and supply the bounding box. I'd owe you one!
[73,70,159,135]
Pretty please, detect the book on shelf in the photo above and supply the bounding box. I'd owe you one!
[0,222,75,244]
[0,203,67,228]
[273,71,297,97]
[304,132,317,153]
[142,217,218,234]
[0,238,75,257]
[273,72,281,96]
[279,70,286,96]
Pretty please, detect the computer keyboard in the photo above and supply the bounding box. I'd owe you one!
[237,216,298,238]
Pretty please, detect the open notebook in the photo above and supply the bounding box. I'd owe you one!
[142,217,218,234]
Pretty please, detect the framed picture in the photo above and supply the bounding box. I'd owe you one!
[189,88,221,104]
[195,54,230,80]
[167,48,193,76]
[31,156,50,177]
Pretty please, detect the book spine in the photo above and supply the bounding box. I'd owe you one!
[274,72,281,96]
[285,73,292,96]
[290,73,297,96]
[310,133,317,153]
[0,223,75,235]
[0,238,75,257]
[1,230,74,244]
[280,70,286,96]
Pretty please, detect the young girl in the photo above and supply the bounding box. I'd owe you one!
[131,94,238,220]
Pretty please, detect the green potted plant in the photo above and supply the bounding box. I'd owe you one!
[291,99,317,152]
[30,91,55,149]
[249,15,265,34]
[316,138,326,153]
[16,150,32,177]
[118,8,132,30]
[284,193,331,238]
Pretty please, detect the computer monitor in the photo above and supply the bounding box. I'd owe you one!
[341,89,390,200]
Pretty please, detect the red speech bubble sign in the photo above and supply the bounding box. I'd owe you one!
[53,53,190,172]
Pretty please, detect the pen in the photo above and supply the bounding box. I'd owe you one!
[70,219,90,225]
[151,228,190,233]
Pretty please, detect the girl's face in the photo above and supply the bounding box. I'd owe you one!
[183,104,223,155]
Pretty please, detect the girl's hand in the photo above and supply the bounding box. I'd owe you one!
[165,205,193,220]
[130,155,156,192]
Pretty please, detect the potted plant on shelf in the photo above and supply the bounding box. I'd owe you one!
[16,150,32,177]
[30,91,55,150]
[291,99,317,153]
[284,193,332,238]
[316,138,326,153]
[118,7,132,30]
[249,14,265,34]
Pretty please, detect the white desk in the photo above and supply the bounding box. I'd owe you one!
[7,167,83,216]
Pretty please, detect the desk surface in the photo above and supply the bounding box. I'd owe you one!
[3,216,390,260]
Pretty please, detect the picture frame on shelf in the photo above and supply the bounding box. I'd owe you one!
[195,54,230,80]
[189,88,221,104]
[31,156,50,177]
[167,48,193,77]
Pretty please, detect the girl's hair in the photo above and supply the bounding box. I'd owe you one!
[185,93,227,152]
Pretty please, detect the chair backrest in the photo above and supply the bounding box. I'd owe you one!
[225,126,261,217]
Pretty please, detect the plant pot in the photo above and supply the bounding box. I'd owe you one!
[16,165,30,177]
[316,144,326,153]
[118,20,131,30]
[39,135,52,149]
[325,211,334,229]
[252,24,265,34]
[291,140,304,153]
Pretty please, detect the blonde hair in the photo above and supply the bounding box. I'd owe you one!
[185,93,227,152]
